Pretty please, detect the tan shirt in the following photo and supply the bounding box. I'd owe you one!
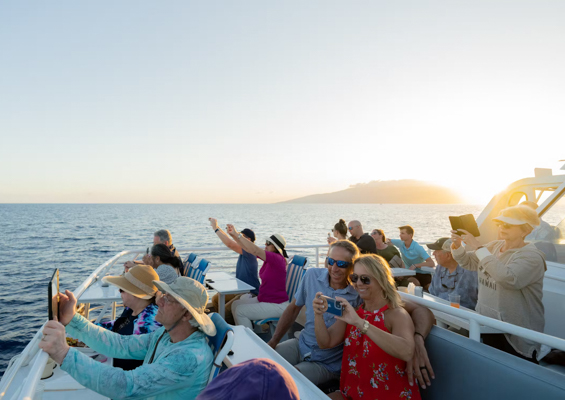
[452,240,546,358]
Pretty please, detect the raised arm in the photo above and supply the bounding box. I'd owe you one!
[227,224,267,261]
[450,230,480,271]
[314,293,347,349]
[209,218,242,254]
[267,299,303,349]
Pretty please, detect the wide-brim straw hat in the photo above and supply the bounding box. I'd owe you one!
[102,265,158,300]
[153,277,216,336]
[492,205,540,228]
[267,234,288,258]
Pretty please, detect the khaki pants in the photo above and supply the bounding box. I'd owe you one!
[211,293,243,325]
[275,338,339,386]
[231,295,288,330]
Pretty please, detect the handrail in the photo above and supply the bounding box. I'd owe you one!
[399,292,565,351]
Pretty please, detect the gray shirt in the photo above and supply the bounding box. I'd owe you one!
[294,268,361,374]
[155,264,179,285]
[428,264,478,309]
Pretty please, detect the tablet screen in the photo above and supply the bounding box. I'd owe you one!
[48,269,59,320]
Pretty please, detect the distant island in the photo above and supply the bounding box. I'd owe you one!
[282,180,464,204]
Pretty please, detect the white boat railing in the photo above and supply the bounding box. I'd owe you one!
[399,292,565,352]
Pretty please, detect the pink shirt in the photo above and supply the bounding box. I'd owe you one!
[257,251,288,304]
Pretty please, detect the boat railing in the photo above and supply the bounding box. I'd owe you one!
[399,292,565,353]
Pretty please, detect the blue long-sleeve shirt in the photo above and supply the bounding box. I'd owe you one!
[61,314,213,400]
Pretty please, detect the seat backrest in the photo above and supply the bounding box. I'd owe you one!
[286,255,307,303]
[186,258,211,284]
[182,253,198,276]
[206,313,235,383]
[421,326,565,400]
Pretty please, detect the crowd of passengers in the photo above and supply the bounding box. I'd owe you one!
[40,203,551,400]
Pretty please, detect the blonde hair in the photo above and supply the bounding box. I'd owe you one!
[353,254,403,309]
[496,205,541,236]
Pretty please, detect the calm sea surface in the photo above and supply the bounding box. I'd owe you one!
[0,203,483,374]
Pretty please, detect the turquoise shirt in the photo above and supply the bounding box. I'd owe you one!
[62,314,213,400]
[389,239,431,274]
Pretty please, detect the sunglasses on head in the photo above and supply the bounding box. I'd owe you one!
[326,257,350,268]
[350,274,371,285]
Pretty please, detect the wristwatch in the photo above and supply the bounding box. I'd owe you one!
[238,233,243,239]
[360,320,370,335]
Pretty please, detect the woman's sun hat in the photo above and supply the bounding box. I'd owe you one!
[153,277,216,336]
[267,234,288,258]
[492,205,541,228]
[102,265,158,299]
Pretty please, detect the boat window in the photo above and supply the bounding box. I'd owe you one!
[535,189,555,207]
[531,190,565,263]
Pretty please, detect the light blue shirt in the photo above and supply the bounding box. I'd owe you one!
[429,264,478,310]
[390,239,431,274]
[294,268,361,374]
[62,314,213,400]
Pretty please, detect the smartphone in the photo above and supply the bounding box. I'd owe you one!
[48,269,60,321]
[449,214,481,237]
[146,247,150,254]
[328,233,331,238]
[319,294,342,316]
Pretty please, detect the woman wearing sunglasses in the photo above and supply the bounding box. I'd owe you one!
[97,265,162,370]
[450,204,546,363]
[313,255,420,400]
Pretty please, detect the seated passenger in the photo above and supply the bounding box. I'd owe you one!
[370,229,404,268]
[196,358,299,400]
[313,254,421,400]
[97,265,162,370]
[451,205,546,363]
[40,277,215,400]
[147,243,183,284]
[347,220,377,254]
[328,219,349,245]
[268,241,436,390]
[124,229,183,273]
[226,225,289,329]
[387,225,435,289]
[426,238,478,309]
[209,217,260,324]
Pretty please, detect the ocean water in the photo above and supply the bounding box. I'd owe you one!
[0,203,483,375]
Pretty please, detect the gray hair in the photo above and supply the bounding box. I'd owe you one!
[189,317,200,329]
[154,229,173,244]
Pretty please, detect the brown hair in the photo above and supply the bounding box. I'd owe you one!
[328,240,360,278]
[372,229,386,242]
[334,219,348,238]
[398,225,414,236]
[354,254,403,309]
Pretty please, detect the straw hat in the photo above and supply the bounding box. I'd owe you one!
[153,277,216,336]
[267,234,288,258]
[102,265,158,300]
[492,205,541,228]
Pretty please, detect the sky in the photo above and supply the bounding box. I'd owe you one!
[0,1,564,205]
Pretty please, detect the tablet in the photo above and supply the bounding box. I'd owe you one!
[449,214,481,237]
[48,269,59,321]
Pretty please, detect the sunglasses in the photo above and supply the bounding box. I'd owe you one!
[119,289,124,293]
[350,274,371,285]
[495,222,515,229]
[326,257,350,268]
[265,241,273,246]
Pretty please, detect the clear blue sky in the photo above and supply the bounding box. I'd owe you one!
[1,1,564,203]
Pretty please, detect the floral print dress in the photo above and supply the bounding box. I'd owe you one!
[340,304,421,400]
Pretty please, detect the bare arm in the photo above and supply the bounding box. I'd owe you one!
[415,257,435,268]
[403,299,435,388]
[267,300,303,349]
[313,294,347,349]
[227,224,267,260]
[209,218,242,254]
[364,308,414,361]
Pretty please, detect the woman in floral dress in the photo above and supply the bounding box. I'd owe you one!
[313,254,421,400]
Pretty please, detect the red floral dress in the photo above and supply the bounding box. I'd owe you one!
[340,305,421,400]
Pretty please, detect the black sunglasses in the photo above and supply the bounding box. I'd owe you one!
[350,273,371,285]
[326,257,350,268]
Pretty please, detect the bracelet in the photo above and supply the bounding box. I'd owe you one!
[360,320,370,335]
[414,331,425,341]
[214,228,219,233]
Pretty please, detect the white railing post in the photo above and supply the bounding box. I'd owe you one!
[315,247,319,268]
[469,319,481,342]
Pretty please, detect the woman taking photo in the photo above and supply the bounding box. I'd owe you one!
[227,224,289,329]
[451,204,546,363]
[98,265,162,370]
[313,255,420,400]
[328,219,348,244]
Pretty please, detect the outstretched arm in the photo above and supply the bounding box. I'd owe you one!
[267,300,302,349]
[227,224,267,261]
[209,218,242,255]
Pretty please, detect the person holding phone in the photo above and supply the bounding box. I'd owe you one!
[451,204,546,363]
[327,219,348,244]
[313,254,421,400]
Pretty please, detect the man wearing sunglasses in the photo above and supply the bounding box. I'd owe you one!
[347,220,377,255]
[268,240,436,390]
[427,237,477,310]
